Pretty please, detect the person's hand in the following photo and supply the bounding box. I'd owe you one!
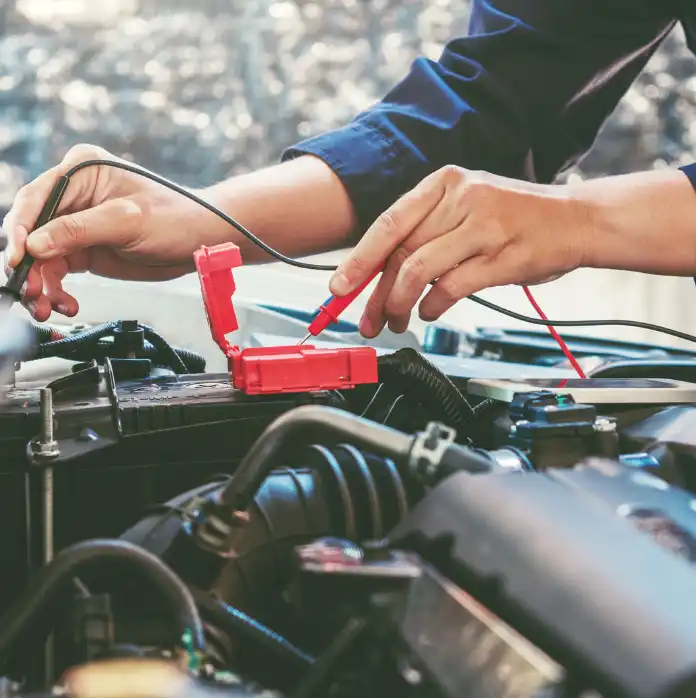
[328,165,593,337]
[2,145,212,321]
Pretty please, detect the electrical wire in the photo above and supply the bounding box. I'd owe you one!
[466,294,696,344]
[522,285,587,378]
[6,158,696,347]
[63,160,337,271]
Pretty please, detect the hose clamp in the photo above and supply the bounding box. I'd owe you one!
[409,422,457,481]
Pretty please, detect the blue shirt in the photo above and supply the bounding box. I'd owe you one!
[283,0,696,234]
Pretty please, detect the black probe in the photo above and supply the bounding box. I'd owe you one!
[3,159,696,347]
[0,176,70,310]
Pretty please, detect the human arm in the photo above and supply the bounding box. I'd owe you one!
[328,165,696,337]
[2,150,356,320]
[3,0,676,322]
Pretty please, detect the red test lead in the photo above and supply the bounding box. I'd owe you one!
[299,269,381,344]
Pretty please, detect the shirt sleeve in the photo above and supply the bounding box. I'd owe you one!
[681,163,696,191]
[283,0,675,233]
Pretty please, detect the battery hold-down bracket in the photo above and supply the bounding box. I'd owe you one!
[194,243,378,396]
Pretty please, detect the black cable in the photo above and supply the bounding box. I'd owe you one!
[63,161,337,271]
[34,322,118,358]
[190,588,315,670]
[466,294,696,345]
[0,539,205,664]
[4,158,696,346]
[33,321,205,373]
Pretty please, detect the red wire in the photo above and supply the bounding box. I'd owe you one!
[521,286,587,379]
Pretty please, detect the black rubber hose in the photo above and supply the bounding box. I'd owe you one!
[377,348,476,430]
[0,539,205,663]
[190,588,314,669]
[34,322,118,359]
[218,405,413,513]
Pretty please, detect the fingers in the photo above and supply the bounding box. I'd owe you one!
[25,197,142,261]
[3,223,28,269]
[4,143,112,264]
[385,229,478,319]
[26,295,53,323]
[4,254,42,301]
[4,254,79,320]
[418,257,498,321]
[358,248,410,337]
[329,169,447,296]
[41,260,79,316]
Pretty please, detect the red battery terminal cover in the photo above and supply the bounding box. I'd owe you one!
[193,243,378,396]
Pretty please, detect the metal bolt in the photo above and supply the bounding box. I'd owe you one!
[40,388,54,443]
[34,388,58,686]
[30,388,59,460]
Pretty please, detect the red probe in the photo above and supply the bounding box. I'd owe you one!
[299,268,586,382]
[299,269,381,343]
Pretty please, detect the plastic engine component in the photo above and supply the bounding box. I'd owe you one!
[390,461,696,698]
[194,243,378,395]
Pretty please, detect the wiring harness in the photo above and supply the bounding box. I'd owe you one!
[27,319,206,374]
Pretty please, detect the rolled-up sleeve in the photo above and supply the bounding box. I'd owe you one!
[681,163,696,190]
[283,0,675,233]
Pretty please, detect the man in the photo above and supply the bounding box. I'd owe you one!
[4,0,696,338]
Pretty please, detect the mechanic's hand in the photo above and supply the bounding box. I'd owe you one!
[2,145,210,321]
[329,165,592,337]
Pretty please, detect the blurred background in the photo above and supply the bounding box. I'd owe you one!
[2,0,696,351]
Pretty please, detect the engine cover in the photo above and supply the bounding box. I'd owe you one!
[390,460,696,698]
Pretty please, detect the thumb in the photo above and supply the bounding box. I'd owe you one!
[26,198,143,260]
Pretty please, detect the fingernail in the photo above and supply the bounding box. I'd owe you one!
[6,225,25,266]
[359,316,380,339]
[20,281,28,296]
[26,301,37,317]
[329,272,350,296]
[56,303,71,316]
[27,232,53,256]
[418,307,436,322]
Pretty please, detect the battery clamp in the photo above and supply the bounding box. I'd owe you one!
[194,243,378,396]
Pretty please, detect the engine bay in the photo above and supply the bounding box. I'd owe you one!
[1,284,696,698]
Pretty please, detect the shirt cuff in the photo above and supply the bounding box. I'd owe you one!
[680,163,696,192]
[282,118,430,235]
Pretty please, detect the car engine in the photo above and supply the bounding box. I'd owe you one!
[2,267,696,698]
